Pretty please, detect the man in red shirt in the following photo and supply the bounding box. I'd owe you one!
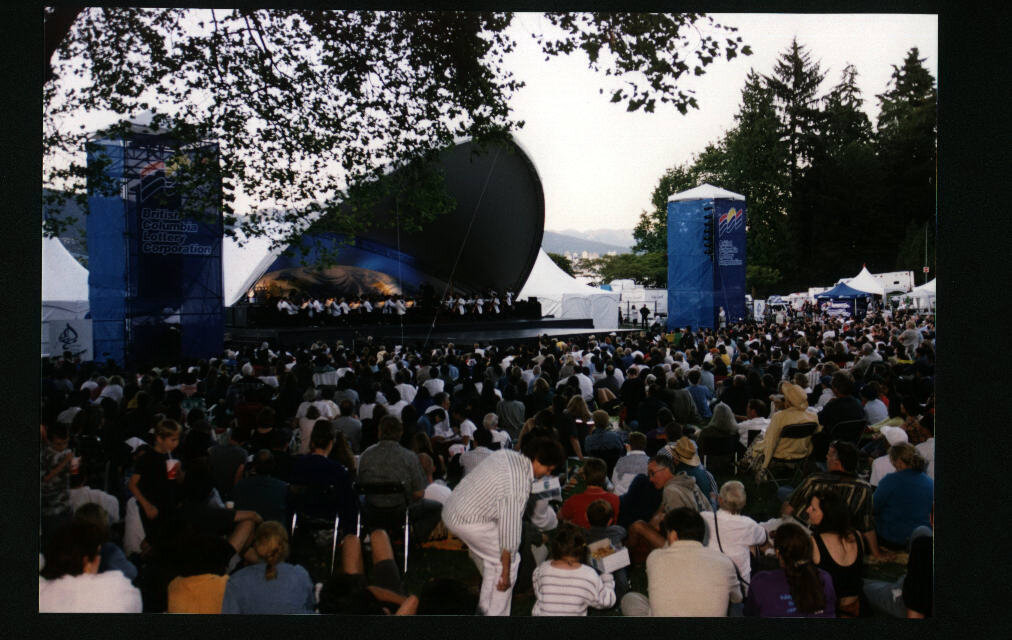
[559,458,620,528]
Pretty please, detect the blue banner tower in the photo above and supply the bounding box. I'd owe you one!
[667,184,746,330]
[87,124,224,366]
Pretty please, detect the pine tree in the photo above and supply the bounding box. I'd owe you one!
[765,39,827,191]
[722,70,790,273]
[764,39,827,283]
[875,47,938,261]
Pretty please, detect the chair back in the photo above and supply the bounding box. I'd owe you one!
[830,419,867,443]
[699,434,739,457]
[779,421,818,441]
[288,483,340,519]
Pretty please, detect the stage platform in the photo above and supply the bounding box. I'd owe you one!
[226,317,642,349]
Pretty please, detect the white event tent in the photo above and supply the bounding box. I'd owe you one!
[843,265,886,296]
[896,278,936,309]
[42,237,90,355]
[518,249,620,329]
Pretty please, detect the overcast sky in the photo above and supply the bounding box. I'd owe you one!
[504,13,938,232]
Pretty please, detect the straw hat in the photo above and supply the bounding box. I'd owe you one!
[669,436,700,466]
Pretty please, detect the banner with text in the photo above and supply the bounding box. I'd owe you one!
[712,199,747,323]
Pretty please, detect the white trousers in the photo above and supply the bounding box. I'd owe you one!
[447,520,519,616]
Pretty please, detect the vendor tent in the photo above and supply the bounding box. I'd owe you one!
[814,282,874,300]
[518,249,620,329]
[815,282,873,318]
[895,278,936,309]
[843,265,886,296]
[42,237,90,355]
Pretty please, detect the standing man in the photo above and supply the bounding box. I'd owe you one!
[639,304,651,329]
[441,437,565,616]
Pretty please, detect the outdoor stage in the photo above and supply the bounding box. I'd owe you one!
[226,317,642,350]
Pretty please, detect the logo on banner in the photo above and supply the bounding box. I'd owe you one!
[52,320,92,359]
[718,207,744,234]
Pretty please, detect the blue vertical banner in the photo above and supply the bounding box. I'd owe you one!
[666,185,746,330]
[713,199,747,323]
[88,130,223,366]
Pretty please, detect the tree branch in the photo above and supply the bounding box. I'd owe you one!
[44,6,85,83]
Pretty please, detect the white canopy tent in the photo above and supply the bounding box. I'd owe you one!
[518,249,620,329]
[42,237,90,355]
[843,265,886,296]
[667,183,745,202]
[42,237,90,318]
[223,234,280,307]
[893,278,936,309]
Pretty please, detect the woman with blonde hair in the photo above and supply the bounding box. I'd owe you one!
[221,521,315,613]
[564,395,592,423]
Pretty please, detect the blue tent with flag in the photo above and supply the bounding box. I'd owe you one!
[814,282,873,317]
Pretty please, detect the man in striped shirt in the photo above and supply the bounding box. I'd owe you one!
[442,437,565,616]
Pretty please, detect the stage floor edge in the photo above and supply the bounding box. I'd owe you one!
[226,319,643,348]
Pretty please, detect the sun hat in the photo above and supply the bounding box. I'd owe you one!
[669,436,701,466]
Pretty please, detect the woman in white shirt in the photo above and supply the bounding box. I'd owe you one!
[39,520,142,613]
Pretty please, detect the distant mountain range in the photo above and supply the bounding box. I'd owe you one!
[542,228,634,256]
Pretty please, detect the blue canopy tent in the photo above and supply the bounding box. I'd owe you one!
[814,282,873,318]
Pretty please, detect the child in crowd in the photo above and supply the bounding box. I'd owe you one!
[584,499,630,597]
[531,523,616,616]
[128,419,183,545]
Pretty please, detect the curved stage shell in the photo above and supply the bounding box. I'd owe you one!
[246,137,545,299]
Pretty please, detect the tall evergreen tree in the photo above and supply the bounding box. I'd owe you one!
[875,48,937,269]
[765,39,826,283]
[765,38,827,191]
[720,70,790,274]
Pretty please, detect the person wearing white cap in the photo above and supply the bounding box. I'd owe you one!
[869,427,907,487]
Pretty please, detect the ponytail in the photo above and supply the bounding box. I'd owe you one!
[252,521,289,581]
[782,558,827,614]
[775,523,827,614]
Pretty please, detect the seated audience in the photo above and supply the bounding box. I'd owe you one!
[531,523,616,616]
[221,521,315,614]
[621,508,741,617]
[39,520,143,613]
[744,522,836,618]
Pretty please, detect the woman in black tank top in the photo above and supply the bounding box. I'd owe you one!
[806,490,865,617]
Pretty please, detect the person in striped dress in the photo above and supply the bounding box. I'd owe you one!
[532,523,616,616]
[442,437,565,616]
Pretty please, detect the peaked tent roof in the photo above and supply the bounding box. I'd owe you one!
[843,265,886,296]
[519,249,612,298]
[668,183,745,203]
[43,236,89,302]
[814,282,874,299]
[905,278,936,300]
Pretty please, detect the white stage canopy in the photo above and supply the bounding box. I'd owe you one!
[42,237,89,321]
[42,237,90,356]
[518,249,620,329]
[843,265,886,296]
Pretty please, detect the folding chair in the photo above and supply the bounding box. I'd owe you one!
[288,483,343,573]
[698,433,740,474]
[355,481,410,574]
[755,421,819,490]
[830,419,868,445]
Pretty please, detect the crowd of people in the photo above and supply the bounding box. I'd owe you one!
[246,287,528,327]
[39,306,934,616]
